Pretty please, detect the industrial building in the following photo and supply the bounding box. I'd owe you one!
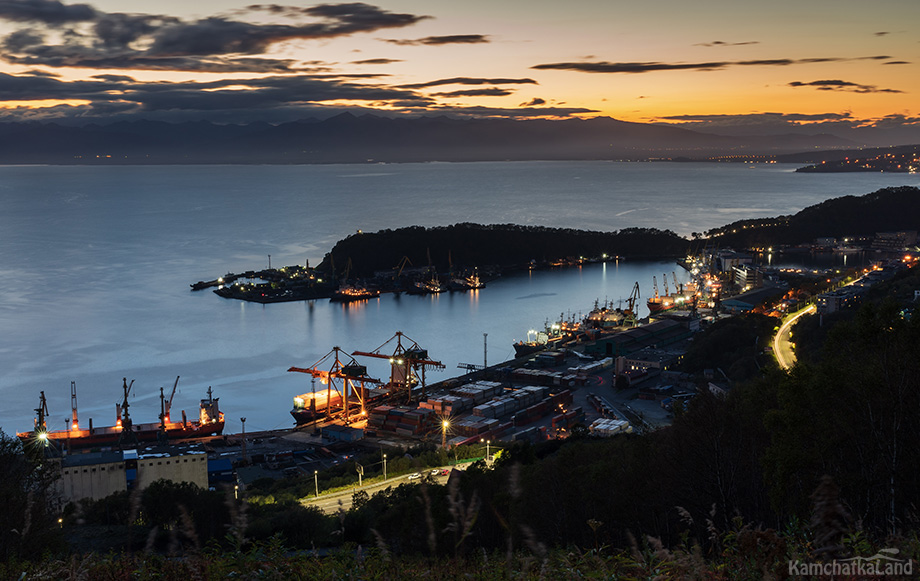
[56,446,209,503]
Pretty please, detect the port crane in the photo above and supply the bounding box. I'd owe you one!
[289,347,381,422]
[624,281,640,325]
[116,377,138,447]
[33,390,50,433]
[652,275,660,299]
[353,331,445,403]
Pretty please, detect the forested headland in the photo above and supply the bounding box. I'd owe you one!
[317,224,689,278]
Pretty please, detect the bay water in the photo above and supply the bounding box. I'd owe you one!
[0,161,914,434]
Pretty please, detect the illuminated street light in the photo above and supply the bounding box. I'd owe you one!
[441,419,450,449]
[314,470,319,498]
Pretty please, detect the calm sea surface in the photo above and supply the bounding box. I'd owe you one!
[0,161,915,434]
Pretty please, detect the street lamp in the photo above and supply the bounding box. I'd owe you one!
[314,470,319,498]
[480,438,490,462]
[383,453,387,481]
[441,419,450,449]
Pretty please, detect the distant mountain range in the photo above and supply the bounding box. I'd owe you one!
[0,114,880,164]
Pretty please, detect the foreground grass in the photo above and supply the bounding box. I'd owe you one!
[5,530,919,581]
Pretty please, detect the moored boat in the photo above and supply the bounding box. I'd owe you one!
[330,284,381,302]
[17,379,224,450]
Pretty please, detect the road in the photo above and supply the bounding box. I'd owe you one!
[302,466,464,514]
[774,304,816,370]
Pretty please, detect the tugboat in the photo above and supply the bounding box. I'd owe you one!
[17,378,225,450]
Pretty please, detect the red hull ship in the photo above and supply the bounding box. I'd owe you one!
[17,378,224,450]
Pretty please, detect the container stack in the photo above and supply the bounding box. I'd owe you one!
[471,396,515,418]
[511,425,546,443]
[450,381,503,403]
[367,405,436,436]
[589,418,633,437]
[551,389,574,408]
[567,360,606,375]
[551,406,585,431]
[511,368,583,387]
[586,393,619,418]
[420,394,474,416]
[512,399,548,426]
[451,416,501,437]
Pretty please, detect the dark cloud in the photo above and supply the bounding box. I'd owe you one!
[409,104,597,119]
[875,31,890,36]
[23,68,60,77]
[789,79,903,93]
[694,40,759,47]
[431,88,512,97]
[532,56,893,74]
[520,97,545,106]
[0,2,430,72]
[399,77,537,89]
[659,112,854,124]
[384,34,489,46]
[884,60,910,65]
[0,0,96,24]
[90,73,135,83]
[0,70,424,111]
[3,28,45,51]
[650,111,920,143]
[351,58,401,64]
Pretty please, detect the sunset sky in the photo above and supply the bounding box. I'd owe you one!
[0,0,917,133]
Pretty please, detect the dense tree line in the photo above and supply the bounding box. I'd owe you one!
[317,224,689,278]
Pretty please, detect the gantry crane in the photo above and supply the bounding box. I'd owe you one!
[352,331,445,403]
[288,347,381,422]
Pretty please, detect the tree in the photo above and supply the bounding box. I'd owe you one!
[0,430,65,560]
[765,300,920,532]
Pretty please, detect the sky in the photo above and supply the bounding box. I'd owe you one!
[0,0,917,134]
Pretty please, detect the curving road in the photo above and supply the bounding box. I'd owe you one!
[774,304,816,370]
[302,466,464,514]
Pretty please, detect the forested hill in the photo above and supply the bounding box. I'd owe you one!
[318,224,688,277]
[704,186,920,247]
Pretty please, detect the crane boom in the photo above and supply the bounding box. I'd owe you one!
[70,380,79,430]
[165,376,179,421]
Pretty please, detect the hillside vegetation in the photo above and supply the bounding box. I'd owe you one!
[705,185,920,247]
[319,224,689,277]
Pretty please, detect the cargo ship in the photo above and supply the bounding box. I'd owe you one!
[512,315,579,358]
[17,378,224,450]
